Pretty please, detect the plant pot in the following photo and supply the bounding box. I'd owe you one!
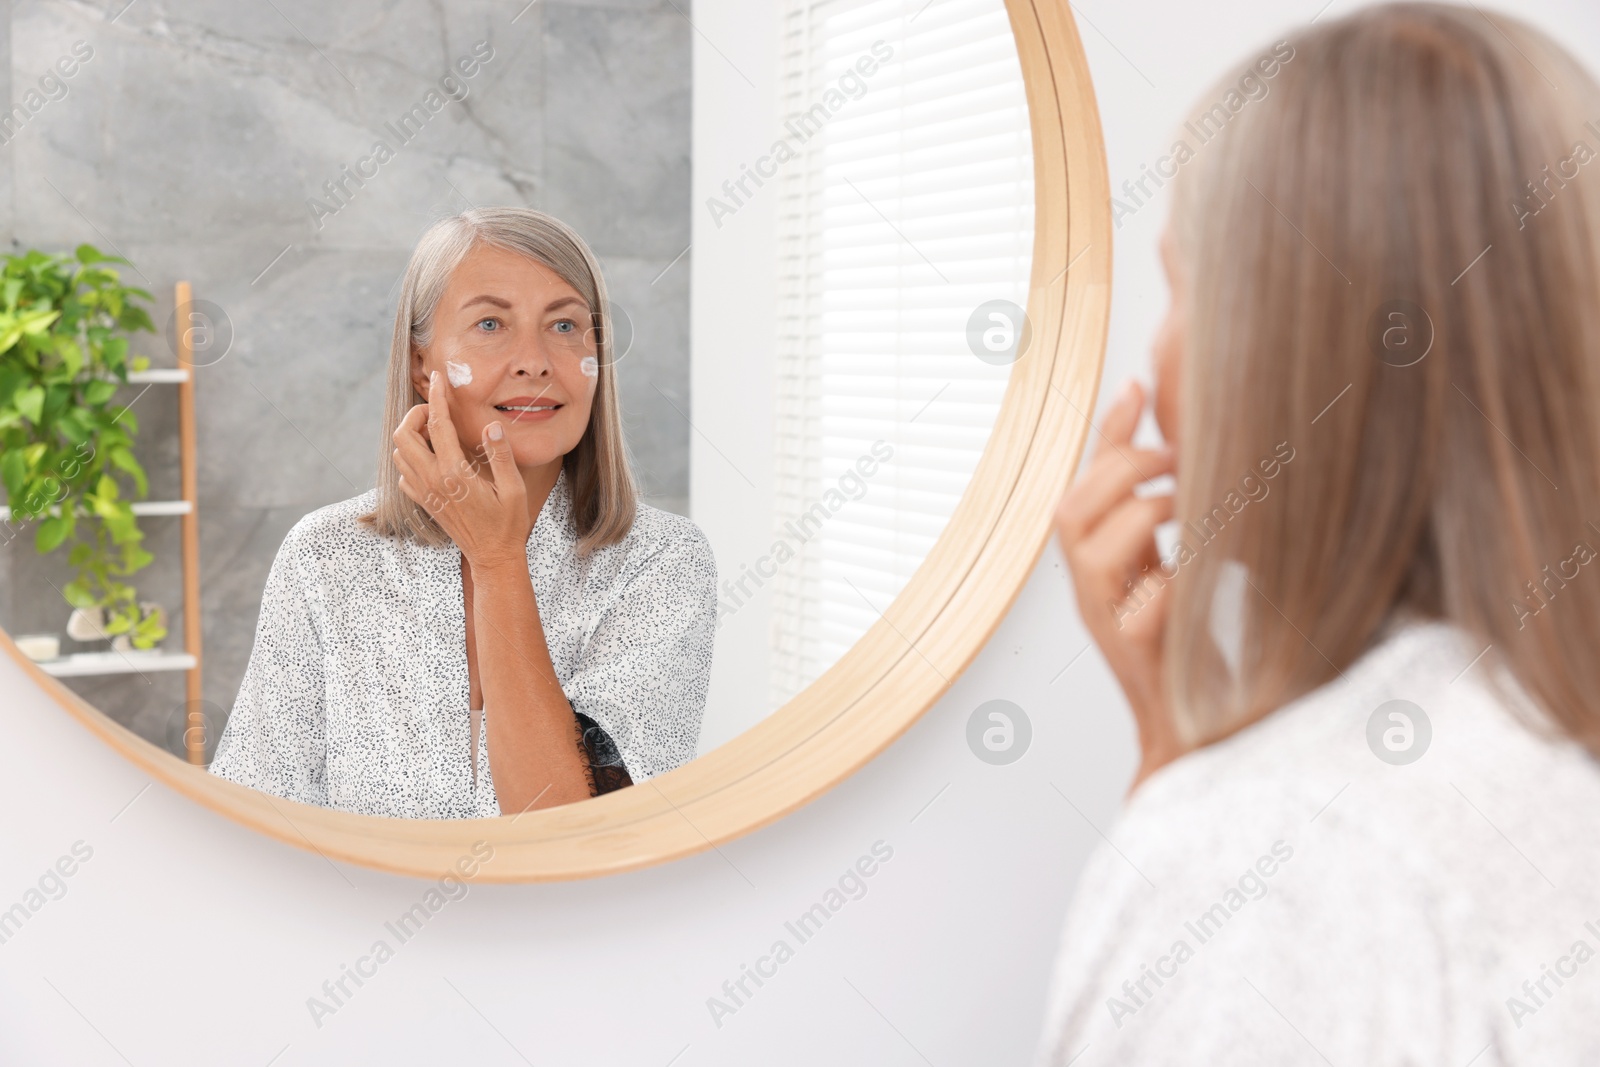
[66,605,109,641]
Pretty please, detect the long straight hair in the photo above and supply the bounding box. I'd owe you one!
[358,207,637,555]
[1163,3,1600,759]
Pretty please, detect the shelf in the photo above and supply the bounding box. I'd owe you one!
[95,368,191,384]
[0,500,192,521]
[31,649,197,677]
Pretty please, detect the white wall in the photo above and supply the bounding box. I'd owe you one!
[3,2,1596,1065]
[690,0,781,753]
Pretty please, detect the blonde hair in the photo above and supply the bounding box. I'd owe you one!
[1163,3,1600,758]
[358,207,637,555]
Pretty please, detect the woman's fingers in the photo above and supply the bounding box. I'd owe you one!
[1065,487,1172,628]
[393,451,448,518]
[1070,493,1174,597]
[1057,378,1174,544]
[393,403,434,463]
[1056,380,1179,781]
[425,369,468,469]
[392,369,532,568]
[395,399,427,437]
[1085,492,1175,569]
[394,403,468,520]
[1095,379,1146,456]
[481,422,526,504]
[394,464,423,506]
[393,446,427,499]
[394,421,440,496]
[1056,448,1174,544]
[463,422,532,569]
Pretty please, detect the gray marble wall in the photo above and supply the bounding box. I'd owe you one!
[0,0,691,758]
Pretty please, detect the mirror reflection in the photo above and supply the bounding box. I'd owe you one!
[0,0,1034,818]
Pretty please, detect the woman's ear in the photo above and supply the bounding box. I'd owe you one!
[409,345,430,401]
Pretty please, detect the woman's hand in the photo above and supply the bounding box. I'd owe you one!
[393,369,531,571]
[1054,379,1181,791]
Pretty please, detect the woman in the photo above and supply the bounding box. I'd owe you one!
[210,207,718,820]
[1038,5,1600,1063]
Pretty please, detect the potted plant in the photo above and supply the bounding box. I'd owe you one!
[0,243,165,651]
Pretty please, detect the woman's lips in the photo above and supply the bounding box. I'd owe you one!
[494,396,562,423]
[499,407,559,423]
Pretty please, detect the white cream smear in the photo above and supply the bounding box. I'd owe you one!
[446,360,473,387]
[581,356,598,378]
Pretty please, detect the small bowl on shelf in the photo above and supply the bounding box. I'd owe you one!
[14,634,62,662]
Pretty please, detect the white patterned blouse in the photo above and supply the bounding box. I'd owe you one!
[208,467,719,819]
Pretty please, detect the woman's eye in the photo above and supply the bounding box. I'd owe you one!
[476,317,501,332]
[553,320,576,334]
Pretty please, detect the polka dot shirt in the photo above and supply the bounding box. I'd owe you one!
[209,467,719,819]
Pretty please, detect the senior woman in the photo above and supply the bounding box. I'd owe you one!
[209,207,718,820]
[1037,5,1600,1064]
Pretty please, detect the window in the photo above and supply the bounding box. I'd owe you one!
[770,0,1035,707]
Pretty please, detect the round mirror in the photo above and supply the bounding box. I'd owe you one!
[0,0,1107,880]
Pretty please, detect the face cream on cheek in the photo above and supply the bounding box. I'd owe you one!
[446,360,473,388]
[580,356,598,378]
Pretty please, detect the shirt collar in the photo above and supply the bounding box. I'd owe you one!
[535,464,572,542]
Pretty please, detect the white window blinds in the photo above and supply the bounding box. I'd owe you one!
[770,0,1034,709]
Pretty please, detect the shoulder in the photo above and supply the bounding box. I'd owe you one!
[572,501,718,609]
[612,501,717,571]
[1036,618,1600,1062]
[1122,616,1599,871]
[558,497,717,606]
[277,488,390,564]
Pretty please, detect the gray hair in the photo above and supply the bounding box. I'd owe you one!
[358,207,637,554]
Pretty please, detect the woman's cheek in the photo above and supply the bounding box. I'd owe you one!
[1151,301,1186,443]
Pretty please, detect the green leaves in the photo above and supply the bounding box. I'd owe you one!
[131,609,166,647]
[55,335,83,379]
[120,540,154,573]
[36,513,72,554]
[2,313,65,359]
[120,305,155,336]
[101,335,129,375]
[20,306,61,339]
[75,243,130,267]
[0,445,26,500]
[0,242,161,638]
[62,576,98,610]
[82,377,117,406]
[13,382,43,423]
[107,445,147,498]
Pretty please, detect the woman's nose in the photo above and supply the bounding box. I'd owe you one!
[511,340,554,376]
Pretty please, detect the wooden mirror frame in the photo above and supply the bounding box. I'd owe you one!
[0,0,1110,882]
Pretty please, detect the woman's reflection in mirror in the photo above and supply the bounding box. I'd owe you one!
[209,208,718,819]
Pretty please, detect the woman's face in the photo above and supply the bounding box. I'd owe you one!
[1151,224,1186,445]
[410,242,600,469]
